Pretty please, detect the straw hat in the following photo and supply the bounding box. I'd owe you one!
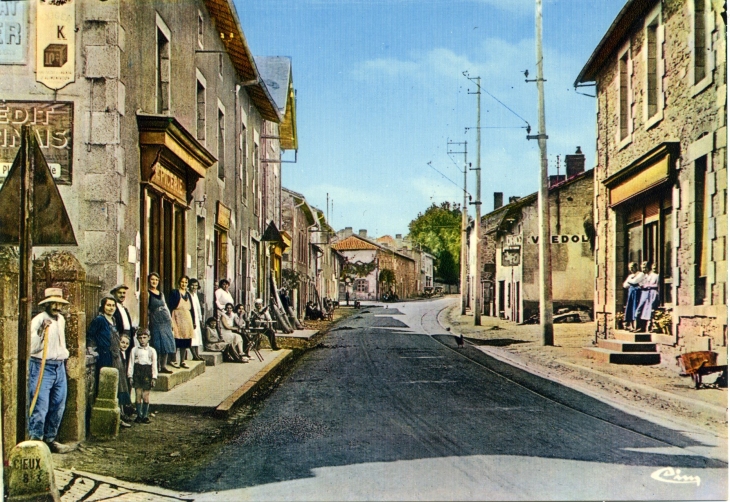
[38,288,69,305]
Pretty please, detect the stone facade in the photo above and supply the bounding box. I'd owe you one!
[482,169,595,323]
[576,0,727,353]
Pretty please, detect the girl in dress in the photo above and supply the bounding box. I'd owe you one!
[128,329,157,424]
[147,272,176,374]
[168,276,196,369]
[635,262,660,333]
[622,262,644,331]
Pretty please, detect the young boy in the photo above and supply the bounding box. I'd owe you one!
[127,329,157,424]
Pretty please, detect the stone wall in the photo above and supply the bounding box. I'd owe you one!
[0,248,19,460]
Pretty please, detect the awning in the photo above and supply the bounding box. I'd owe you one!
[262,220,287,247]
[603,142,679,207]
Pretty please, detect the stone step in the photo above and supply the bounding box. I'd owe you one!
[155,360,206,391]
[598,339,657,353]
[581,347,661,365]
[200,351,223,366]
[613,330,653,342]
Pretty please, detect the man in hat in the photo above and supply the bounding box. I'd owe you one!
[249,299,279,350]
[111,283,136,346]
[28,288,76,453]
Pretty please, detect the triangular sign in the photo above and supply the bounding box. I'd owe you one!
[0,127,77,245]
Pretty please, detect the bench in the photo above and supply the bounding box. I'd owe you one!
[676,351,728,389]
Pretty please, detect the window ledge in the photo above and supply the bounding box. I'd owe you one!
[691,75,713,97]
[644,113,663,131]
[617,135,633,151]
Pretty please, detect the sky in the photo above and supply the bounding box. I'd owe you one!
[235,0,626,238]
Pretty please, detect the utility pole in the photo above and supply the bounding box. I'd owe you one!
[466,75,482,325]
[528,0,554,345]
[448,140,468,315]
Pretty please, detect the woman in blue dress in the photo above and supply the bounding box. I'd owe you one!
[622,262,644,331]
[147,272,176,374]
[87,295,133,425]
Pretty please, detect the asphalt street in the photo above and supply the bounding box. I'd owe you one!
[187,299,727,501]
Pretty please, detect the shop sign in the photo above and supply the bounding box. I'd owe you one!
[504,234,522,247]
[36,0,75,90]
[216,201,231,230]
[528,235,590,244]
[0,101,73,185]
[502,247,521,267]
[150,163,186,202]
[0,1,27,64]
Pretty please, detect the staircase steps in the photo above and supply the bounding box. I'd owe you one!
[200,351,223,366]
[155,360,206,391]
[581,329,661,365]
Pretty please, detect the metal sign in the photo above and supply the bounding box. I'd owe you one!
[502,247,521,267]
[36,0,75,90]
[0,1,27,64]
[0,101,73,185]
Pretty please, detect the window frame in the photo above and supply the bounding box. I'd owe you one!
[195,69,206,144]
[643,5,664,129]
[197,10,204,50]
[217,101,226,181]
[155,14,171,115]
[616,40,633,149]
[690,0,714,95]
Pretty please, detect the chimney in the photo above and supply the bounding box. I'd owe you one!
[494,192,504,210]
[342,227,353,237]
[359,229,367,238]
[395,234,402,239]
[565,146,585,178]
[509,196,520,204]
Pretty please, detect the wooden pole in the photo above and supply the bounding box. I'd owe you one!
[17,126,33,443]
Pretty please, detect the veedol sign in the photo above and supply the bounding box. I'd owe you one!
[0,102,73,185]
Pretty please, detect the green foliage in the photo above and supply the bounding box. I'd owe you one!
[282,268,306,289]
[407,201,462,283]
[379,268,396,285]
[437,249,459,285]
[341,259,376,279]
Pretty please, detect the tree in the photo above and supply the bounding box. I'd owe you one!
[407,201,462,283]
[436,249,459,285]
[379,268,395,286]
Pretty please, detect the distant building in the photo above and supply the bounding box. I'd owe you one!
[480,159,594,323]
[575,0,727,352]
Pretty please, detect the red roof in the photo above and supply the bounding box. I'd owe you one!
[332,235,379,251]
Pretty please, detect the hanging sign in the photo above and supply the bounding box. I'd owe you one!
[0,1,27,64]
[36,0,75,90]
[0,101,73,185]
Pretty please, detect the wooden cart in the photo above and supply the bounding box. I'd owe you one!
[676,351,728,389]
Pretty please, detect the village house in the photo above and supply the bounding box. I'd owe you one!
[478,153,594,323]
[575,0,727,356]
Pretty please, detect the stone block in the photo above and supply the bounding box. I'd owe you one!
[90,112,119,145]
[200,351,222,366]
[81,202,116,232]
[85,45,120,79]
[82,20,107,47]
[83,231,118,264]
[90,367,120,440]
[85,0,120,22]
[154,360,205,391]
[83,172,120,203]
[7,441,60,502]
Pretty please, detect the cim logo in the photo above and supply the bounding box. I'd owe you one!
[650,467,701,486]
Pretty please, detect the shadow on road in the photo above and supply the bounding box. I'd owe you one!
[184,310,727,493]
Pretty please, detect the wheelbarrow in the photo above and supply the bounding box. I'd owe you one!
[676,351,728,389]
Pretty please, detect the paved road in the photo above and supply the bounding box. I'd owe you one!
[187,299,727,501]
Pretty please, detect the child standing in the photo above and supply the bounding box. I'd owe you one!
[119,334,136,421]
[128,329,157,424]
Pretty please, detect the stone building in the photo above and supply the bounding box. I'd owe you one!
[333,231,417,301]
[484,164,594,323]
[575,0,727,353]
[0,0,296,446]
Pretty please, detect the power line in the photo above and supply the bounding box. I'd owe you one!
[463,71,530,127]
[426,161,472,198]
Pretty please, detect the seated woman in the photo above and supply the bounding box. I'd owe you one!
[203,317,246,363]
[218,304,248,361]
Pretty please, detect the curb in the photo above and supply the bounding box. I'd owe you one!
[55,468,195,500]
[213,349,294,418]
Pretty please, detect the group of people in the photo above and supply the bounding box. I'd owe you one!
[26,275,283,449]
[622,261,660,332]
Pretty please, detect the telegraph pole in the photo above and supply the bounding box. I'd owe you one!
[466,76,483,325]
[448,140,468,315]
[529,0,554,345]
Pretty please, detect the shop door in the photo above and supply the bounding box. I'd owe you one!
[147,192,185,294]
[498,281,505,318]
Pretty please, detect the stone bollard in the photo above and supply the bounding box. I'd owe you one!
[7,441,60,502]
[89,367,120,440]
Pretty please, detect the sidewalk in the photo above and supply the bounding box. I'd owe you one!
[439,303,727,436]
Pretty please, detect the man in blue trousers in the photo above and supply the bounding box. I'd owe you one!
[28,288,77,453]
